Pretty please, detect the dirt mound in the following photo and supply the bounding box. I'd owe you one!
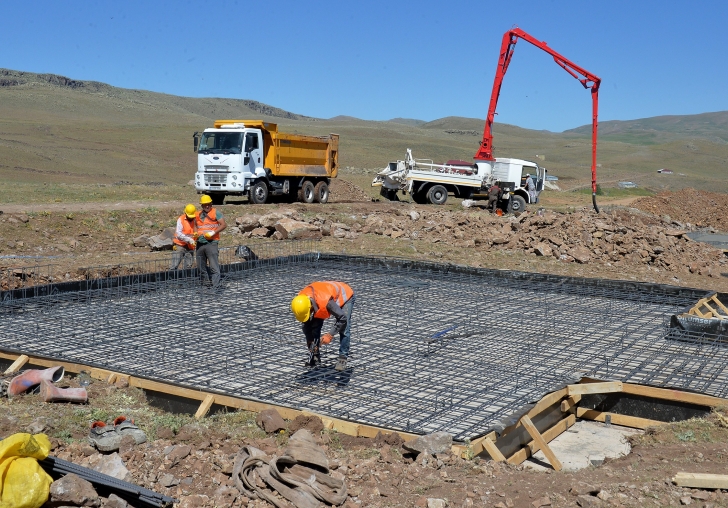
[631,188,728,231]
[329,179,372,202]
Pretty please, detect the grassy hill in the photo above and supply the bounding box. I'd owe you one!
[1,68,727,204]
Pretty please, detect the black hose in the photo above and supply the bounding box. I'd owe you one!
[592,192,600,213]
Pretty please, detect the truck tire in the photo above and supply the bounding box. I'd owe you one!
[211,194,225,206]
[508,195,527,213]
[314,181,329,203]
[248,181,268,205]
[427,185,448,205]
[298,180,315,203]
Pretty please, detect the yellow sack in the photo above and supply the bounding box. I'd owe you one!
[0,433,53,508]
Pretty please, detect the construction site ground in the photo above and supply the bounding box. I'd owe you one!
[1,182,728,508]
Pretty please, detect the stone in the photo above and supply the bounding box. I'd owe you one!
[427,499,447,508]
[105,493,129,507]
[90,453,132,482]
[235,214,261,232]
[576,494,602,507]
[534,242,553,257]
[256,408,287,433]
[569,245,592,264]
[250,227,271,238]
[680,496,692,505]
[167,444,192,463]
[409,211,421,220]
[147,227,175,251]
[274,218,322,240]
[403,431,453,456]
[211,486,239,507]
[158,473,179,487]
[179,494,209,508]
[532,496,551,506]
[49,473,101,507]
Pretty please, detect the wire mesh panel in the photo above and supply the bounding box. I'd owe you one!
[0,247,720,441]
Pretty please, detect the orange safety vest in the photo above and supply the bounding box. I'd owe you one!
[299,281,354,320]
[195,208,221,241]
[173,214,196,248]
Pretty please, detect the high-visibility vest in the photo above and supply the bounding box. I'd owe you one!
[173,215,196,248]
[299,281,354,320]
[195,209,221,241]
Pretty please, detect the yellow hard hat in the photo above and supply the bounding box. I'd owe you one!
[200,194,213,205]
[291,295,312,322]
[184,204,196,218]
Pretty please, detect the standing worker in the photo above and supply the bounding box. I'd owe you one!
[524,173,536,203]
[290,281,355,371]
[170,204,198,270]
[487,184,501,214]
[195,195,227,288]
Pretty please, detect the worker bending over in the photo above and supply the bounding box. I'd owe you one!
[195,195,227,288]
[487,184,501,213]
[291,281,355,371]
[170,204,198,270]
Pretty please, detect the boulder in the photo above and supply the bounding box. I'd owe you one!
[274,218,322,240]
[49,473,101,507]
[256,408,287,433]
[147,227,175,251]
[235,214,261,232]
[403,431,453,456]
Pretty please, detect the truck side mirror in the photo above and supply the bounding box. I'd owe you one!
[193,132,199,152]
[244,155,250,165]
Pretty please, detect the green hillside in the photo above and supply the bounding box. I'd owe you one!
[1,68,727,204]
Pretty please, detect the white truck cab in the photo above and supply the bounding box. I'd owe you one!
[194,123,263,205]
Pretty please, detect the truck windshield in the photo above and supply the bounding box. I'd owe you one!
[197,132,243,154]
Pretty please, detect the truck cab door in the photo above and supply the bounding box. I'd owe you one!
[245,131,264,177]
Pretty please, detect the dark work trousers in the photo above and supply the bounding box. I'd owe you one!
[302,295,355,359]
[196,241,220,287]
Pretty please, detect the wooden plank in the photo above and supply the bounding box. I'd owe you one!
[712,295,728,315]
[3,355,29,374]
[576,408,665,429]
[567,381,623,395]
[508,414,575,466]
[520,415,562,471]
[106,373,118,384]
[560,395,581,413]
[673,472,728,489]
[194,394,215,419]
[621,383,728,408]
[482,437,506,462]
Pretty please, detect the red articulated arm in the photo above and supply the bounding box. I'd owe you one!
[475,28,602,211]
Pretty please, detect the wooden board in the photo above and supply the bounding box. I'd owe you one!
[673,472,728,489]
[482,437,506,462]
[195,394,215,420]
[567,381,623,395]
[576,408,665,429]
[0,350,420,442]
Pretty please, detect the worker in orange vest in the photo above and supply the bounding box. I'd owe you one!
[291,281,355,371]
[170,204,198,270]
[195,195,227,287]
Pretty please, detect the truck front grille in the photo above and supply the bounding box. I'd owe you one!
[204,173,227,184]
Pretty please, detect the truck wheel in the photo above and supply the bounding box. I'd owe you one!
[248,181,268,204]
[314,181,329,203]
[298,180,315,203]
[427,185,448,205]
[211,194,225,206]
[508,195,527,213]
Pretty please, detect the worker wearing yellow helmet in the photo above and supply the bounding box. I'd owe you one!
[195,195,227,288]
[291,281,355,371]
[170,204,198,270]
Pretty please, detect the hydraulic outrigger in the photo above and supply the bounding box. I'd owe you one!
[475,28,602,212]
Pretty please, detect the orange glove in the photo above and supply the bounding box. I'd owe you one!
[321,333,333,345]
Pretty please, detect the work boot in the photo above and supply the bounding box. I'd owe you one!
[39,379,88,403]
[7,366,65,397]
[113,415,147,444]
[88,421,122,452]
[334,356,347,372]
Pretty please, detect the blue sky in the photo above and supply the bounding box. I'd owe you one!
[2,0,727,132]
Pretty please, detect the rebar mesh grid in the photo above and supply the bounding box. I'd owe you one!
[0,247,721,441]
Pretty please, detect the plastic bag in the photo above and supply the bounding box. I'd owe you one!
[0,433,53,508]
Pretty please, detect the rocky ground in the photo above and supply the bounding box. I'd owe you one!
[1,185,728,507]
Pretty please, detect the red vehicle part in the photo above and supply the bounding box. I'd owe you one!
[475,28,602,211]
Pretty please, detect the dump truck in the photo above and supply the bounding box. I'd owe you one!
[372,148,545,211]
[193,120,339,205]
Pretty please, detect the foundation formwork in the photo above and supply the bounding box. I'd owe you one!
[0,242,724,441]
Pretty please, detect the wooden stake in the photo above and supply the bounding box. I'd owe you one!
[482,437,506,462]
[194,394,215,419]
[3,355,29,374]
[520,415,562,471]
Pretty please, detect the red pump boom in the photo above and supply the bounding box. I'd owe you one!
[475,28,601,212]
